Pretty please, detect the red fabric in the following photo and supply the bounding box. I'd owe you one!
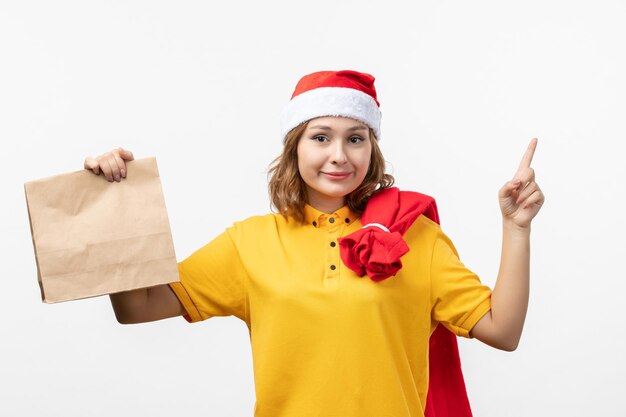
[338,187,473,417]
[290,70,380,106]
[338,187,438,281]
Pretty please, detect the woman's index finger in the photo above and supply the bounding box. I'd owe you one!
[515,138,538,176]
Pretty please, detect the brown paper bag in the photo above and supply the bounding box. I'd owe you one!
[24,157,179,303]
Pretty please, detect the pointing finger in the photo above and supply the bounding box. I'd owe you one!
[515,138,538,178]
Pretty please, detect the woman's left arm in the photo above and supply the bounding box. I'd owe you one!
[470,138,545,351]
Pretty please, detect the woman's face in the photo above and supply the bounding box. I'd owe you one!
[297,116,372,212]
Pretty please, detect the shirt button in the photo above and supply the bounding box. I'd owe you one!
[329,217,335,224]
[345,218,350,223]
[312,221,317,227]
[330,241,336,247]
[330,265,336,270]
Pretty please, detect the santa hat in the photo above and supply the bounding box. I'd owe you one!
[280,70,382,141]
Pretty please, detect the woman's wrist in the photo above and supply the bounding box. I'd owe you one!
[502,216,531,236]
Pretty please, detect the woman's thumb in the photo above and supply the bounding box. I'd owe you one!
[498,179,521,199]
[84,157,100,174]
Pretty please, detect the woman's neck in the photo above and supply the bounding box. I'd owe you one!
[307,197,346,214]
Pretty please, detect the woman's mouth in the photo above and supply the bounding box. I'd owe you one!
[322,172,352,180]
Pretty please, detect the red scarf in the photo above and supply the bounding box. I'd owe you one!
[338,187,473,417]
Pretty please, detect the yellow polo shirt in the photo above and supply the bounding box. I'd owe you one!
[169,204,492,417]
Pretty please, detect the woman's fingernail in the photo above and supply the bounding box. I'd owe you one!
[121,169,126,178]
[115,175,120,182]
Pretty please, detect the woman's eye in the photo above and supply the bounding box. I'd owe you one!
[349,136,363,144]
[313,135,328,142]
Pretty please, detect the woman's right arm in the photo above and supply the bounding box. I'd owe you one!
[85,147,186,324]
[109,285,185,324]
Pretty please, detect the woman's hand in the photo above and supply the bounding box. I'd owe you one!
[498,138,545,229]
[84,147,135,182]
[472,138,544,350]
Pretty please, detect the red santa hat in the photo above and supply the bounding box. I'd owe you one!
[280,70,382,141]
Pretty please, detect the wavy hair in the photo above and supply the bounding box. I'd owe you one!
[267,120,394,223]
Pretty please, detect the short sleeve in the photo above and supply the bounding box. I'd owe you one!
[430,229,492,338]
[169,227,249,324]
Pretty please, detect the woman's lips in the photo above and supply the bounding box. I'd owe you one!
[323,172,352,180]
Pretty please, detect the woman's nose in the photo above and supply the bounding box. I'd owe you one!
[331,142,348,164]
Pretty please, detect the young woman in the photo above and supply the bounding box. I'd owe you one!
[84,70,544,417]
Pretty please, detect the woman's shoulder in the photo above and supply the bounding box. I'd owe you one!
[230,212,278,228]
[404,214,461,261]
[228,211,294,234]
[225,212,301,249]
[412,213,440,231]
[403,214,451,249]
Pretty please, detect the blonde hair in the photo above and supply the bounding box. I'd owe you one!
[267,120,395,223]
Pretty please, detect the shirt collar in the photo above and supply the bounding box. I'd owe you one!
[303,204,358,228]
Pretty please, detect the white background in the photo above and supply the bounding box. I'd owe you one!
[2,1,625,416]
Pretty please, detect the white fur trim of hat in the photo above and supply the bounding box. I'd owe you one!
[280,70,382,141]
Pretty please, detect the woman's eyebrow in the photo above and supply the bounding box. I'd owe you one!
[309,125,368,131]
